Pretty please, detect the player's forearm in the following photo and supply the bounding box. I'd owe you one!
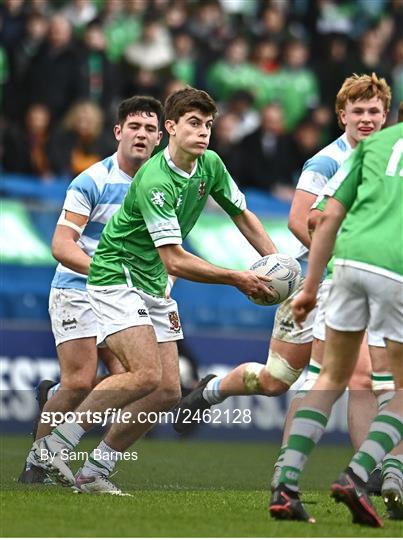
[52,240,91,275]
[289,216,312,248]
[303,216,338,294]
[232,209,277,256]
[160,246,240,286]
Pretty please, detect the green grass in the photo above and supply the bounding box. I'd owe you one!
[0,435,400,537]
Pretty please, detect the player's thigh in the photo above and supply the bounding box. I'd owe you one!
[57,337,99,388]
[106,325,161,375]
[100,347,126,374]
[321,327,365,385]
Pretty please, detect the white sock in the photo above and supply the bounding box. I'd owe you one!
[81,441,120,477]
[202,376,224,405]
[51,422,86,449]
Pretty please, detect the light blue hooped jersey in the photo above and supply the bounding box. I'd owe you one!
[293,132,352,266]
[51,153,132,291]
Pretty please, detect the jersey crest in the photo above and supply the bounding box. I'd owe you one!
[151,191,165,207]
[198,181,206,199]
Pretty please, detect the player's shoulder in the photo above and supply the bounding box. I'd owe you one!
[68,154,118,193]
[302,134,350,177]
[199,149,225,172]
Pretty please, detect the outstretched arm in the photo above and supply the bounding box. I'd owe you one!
[157,244,272,300]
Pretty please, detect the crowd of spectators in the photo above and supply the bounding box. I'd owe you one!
[1,0,402,199]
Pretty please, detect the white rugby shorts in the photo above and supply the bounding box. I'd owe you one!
[87,285,184,345]
[272,278,324,344]
[49,287,97,346]
[325,265,403,345]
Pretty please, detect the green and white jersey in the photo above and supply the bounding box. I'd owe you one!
[88,147,246,296]
[323,123,403,281]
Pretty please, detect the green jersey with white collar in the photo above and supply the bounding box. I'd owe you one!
[88,147,246,296]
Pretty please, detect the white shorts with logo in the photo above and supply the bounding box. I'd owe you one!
[325,264,403,346]
[272,278,324,344]
[87,285,184,346]
[49,287,97,346]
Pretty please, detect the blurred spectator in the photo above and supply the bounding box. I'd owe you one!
[315,33,351,108]
[47,100,114,178]
[96,0,143,63]
[29,0,54,18]
[23,14,85,121]
[79,21,118,118]
[252,4,289,45]
[0,0,27,51]
[345,25,390,81]
[251,39,280,74]
[391,37,403,116]
[171,32,197,86]
[61,0,98,36]
[289,119,322,184]
[236,102,294,199]
[3,103,54,179]
[276,38,320,131]
[187,0,233,64]
[224,90,260,141]
[124,16,174,71]
[207,37,260,102]
[3,12,49,121]
[165,1,188,34]
[209,112,241,179]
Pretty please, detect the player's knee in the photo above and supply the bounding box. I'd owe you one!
[138,369,162,395]
[348,371,372,390]
[319,365,349,389]
[261,350,304,395]
[61,374,94,393]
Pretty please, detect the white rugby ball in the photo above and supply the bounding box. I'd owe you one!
[248,253,301,306]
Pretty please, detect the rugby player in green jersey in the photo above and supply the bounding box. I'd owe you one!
[270,122,403,526]
[30,87,277,491]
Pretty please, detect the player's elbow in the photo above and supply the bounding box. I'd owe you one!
[288,214,302,238]
[158,246,184,276]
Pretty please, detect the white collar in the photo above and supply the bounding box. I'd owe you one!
[163,147,198,179]
[112,152,133,181]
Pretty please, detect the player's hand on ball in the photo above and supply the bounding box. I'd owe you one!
[292,290,316,325]
[236,271,273,301]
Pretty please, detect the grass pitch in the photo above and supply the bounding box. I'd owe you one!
[0,434,400,537]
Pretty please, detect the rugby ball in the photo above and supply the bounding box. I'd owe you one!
[248,253,301,306]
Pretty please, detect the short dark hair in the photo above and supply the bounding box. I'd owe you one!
[118,96,163,127]
[164,86,217,122]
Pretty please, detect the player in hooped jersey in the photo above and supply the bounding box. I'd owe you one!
[19,96,164,487]
[270,122,403,526]
[30,87,278,489]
